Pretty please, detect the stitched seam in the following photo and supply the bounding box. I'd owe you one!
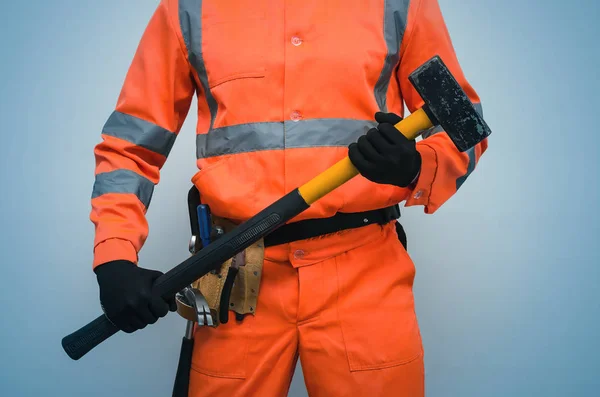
[334,254,355,370]
[190,364,245,379]
[377,0,388,111]
[350,351,423,372]
[421,142,438,206]
[166,0,194,72]
[199,142,372,158]
[93,237,137,253]
[99,133,170,160]
[297,314,321,327]
[399,0,424,60]
[165,0,199,131]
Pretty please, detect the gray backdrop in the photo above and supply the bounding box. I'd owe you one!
[1,0,598,396]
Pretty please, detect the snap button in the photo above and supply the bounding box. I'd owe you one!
[290,111,302,121]
[291,36,303,46]
[414,190,423,199]
[294,249,305,259]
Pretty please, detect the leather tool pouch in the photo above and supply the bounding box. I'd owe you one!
[176,216,265,326]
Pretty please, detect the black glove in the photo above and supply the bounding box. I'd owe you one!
[94,260,177,333]
[349,112,421,188]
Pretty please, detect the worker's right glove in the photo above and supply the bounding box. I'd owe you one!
[94,260,177,333]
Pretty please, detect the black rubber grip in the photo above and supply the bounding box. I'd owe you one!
[61,314,119,360]
[218,267,239,325]
[187,186,201,236]
[61,189,310,360]
[172,336,194,397]
[153,189,309,299]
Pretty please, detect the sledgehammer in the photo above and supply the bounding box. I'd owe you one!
[61,55,491,360]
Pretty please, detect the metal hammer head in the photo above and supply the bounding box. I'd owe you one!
[408,55,491,152]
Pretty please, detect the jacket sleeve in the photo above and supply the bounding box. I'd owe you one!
[398,0,489,214]
[90,0,196,269]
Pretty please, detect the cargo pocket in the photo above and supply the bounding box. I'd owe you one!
[336,225,423,372]
[190,316,254,379]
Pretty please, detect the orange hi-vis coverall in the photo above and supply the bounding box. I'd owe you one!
[90,0,488,395]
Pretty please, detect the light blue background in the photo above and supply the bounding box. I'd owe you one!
[1,0,598,396]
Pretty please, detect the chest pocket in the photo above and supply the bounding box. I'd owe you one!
[201,3,268,88]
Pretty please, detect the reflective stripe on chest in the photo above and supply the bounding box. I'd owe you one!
[178,0,411,158]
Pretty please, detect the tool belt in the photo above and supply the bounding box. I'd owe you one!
[176,186,405,327]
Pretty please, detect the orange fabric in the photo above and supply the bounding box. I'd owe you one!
[191,0,487,219]
[90,193,149,268]
[86,0,490,393]
[90,0,195,267]
[192,0,409,222]
[190,0,486,221]
[92,238,138,269]
[93,136,165,183]
[91,0,488,266]
[188,221,424,397]
[399,0,489,213]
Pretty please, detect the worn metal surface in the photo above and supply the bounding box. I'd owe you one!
[408,55,492,152]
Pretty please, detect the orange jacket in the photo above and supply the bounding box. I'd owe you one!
[90,0,488,268]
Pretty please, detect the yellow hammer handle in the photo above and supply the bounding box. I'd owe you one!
[298,107,433,205]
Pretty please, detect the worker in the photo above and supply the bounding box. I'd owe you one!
[90,0,488,396]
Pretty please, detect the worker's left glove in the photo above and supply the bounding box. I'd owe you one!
[349,112,421,187]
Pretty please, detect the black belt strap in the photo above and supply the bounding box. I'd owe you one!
[187,185,403,249]
[264,204,401,247]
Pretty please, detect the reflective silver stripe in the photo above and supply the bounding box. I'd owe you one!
[285,119,375,148]
[374,0,410,112]
[102,111,177,157]
[456,103,484,189]
[421,125,444,139]
[92,169,155,208]
[196,119,377,158]
[456,147,476,190]
[196,122,282,158]
[179,0,217,130]
[422,102,484,139]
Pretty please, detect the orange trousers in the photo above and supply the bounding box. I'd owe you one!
[188,221,424,397]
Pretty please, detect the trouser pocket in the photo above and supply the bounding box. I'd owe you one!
[190,316,253,379]
[335,224,423,371]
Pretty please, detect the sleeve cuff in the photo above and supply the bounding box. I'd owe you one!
[93,238,138,269]
[404,142,438,212]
